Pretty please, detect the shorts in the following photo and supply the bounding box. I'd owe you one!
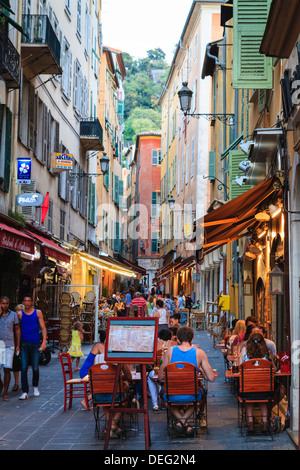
[0,347,15,370]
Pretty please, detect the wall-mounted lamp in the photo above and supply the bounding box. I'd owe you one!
[178,82,235,125]
[269,264,284,295]
[243,275,253,296]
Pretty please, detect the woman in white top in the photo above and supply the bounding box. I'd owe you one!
[153,298,169,332]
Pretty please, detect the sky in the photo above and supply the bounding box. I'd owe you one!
[101,0,193,65]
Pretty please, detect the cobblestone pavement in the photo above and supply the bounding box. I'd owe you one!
[0,330,297,451]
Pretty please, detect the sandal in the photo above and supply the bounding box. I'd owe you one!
[174,420,185,436]
[185,426,194,437]
[12,385,19,392]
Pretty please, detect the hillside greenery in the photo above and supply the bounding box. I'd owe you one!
[122,49,169,144]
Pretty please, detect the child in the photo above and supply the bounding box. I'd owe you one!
[11,304,25,392]
[68,321,84,370]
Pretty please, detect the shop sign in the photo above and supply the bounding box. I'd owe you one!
[50,153,74,172]
[15,193,44,207]
[17,158,31,185]
[0,231,34,254]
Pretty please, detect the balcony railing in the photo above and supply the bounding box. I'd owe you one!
[80,118,104,151]
[0,24,20,88]
[21,15,61,76]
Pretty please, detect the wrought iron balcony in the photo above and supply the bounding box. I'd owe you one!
[21,15,61,76]
[80,118,104,151]
[0,24,20,88]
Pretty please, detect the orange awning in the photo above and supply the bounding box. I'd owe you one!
[199,177,280,257]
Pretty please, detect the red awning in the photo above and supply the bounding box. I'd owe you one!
[26,231,71,263]
[0,223,35,255]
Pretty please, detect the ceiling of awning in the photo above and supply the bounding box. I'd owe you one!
[198,177,281,258]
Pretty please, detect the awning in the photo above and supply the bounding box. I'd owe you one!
[260,0,300,58]
[79,252,136,278]
[116,256,146,276]
[156,256,196,279]
[25,231,71,263]
[0,223,35,255]
[199,177,280,257]
[0,7,25,35]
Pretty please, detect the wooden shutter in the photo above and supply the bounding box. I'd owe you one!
[228,150,253,200]
[233,0,273,89]
[114,175,119,204]
[20,180,36,220]
[89,179,96,226]
[3,107,12,193]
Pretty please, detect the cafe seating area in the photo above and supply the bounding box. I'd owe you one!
[218,329,291,438]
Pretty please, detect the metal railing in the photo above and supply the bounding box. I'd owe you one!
[0,24,20,88]
[21,14,60,66]
[80,117,103,141]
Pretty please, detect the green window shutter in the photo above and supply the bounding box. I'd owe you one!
[104,164,109,188]
[114,221,120,251]
[114,175,119,204]
[89,180,96,226]
[118,179,123,207]
[4,107,12,193]
[228,150,253,200]
[151,232,158,253]
[233,0,273,89]
[208,150,216,181]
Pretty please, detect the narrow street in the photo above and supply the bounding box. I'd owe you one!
[0,330,296,451]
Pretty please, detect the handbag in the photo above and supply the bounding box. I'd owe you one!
[12,352,22,372]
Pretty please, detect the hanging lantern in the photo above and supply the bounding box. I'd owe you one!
[269,264,284,295]
[243,275,253,296]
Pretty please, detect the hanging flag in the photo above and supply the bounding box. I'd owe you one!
[41,192,49,223]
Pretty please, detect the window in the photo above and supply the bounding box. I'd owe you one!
[73,59,83,115]
[84,4,90,56]
[65,0,71,17]
[191,137,195,178]
[151,232,159,253]
[177,156,180,196]
[185,145,189,184]
[152,149,161,165]
[60,210,66,240]
[194,33,198,61]
[77,0,82,37]
[151,191,160,218]
[47,199,53,233]
[181,154,184,191]
[0,105,12,193]
[61,38,72,100]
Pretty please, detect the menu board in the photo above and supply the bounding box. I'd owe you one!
[104,317,158,363]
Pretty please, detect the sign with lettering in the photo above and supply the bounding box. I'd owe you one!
[17,158,31,185]
[0,224,34,255]
[50,153,74,172]
[15,193,44,207]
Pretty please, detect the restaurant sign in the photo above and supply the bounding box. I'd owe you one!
[17,158,31,185]
[0,227,34,255]
[50,153,74,172]
[15,193,44,207]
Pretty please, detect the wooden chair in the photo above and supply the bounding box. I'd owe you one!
[164,362,202,439]
[237,358,275,437]
[190,310,206,331]
[89,363,126,439]
[59,353,90,411]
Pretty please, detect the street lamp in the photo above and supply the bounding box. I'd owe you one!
[269,264,284,295]
[178,82,234,125]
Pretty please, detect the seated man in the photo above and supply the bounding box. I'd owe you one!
[158,326,215,435]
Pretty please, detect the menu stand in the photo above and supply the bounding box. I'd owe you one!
[103,362,151,450]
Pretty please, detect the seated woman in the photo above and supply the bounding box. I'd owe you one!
[147,328,174,411]
[79,330,132,437]
[158,326,215,435]
[239,331,275,433]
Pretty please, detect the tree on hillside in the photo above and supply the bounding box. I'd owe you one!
[123,107,161,143]
[122,49,169,144]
